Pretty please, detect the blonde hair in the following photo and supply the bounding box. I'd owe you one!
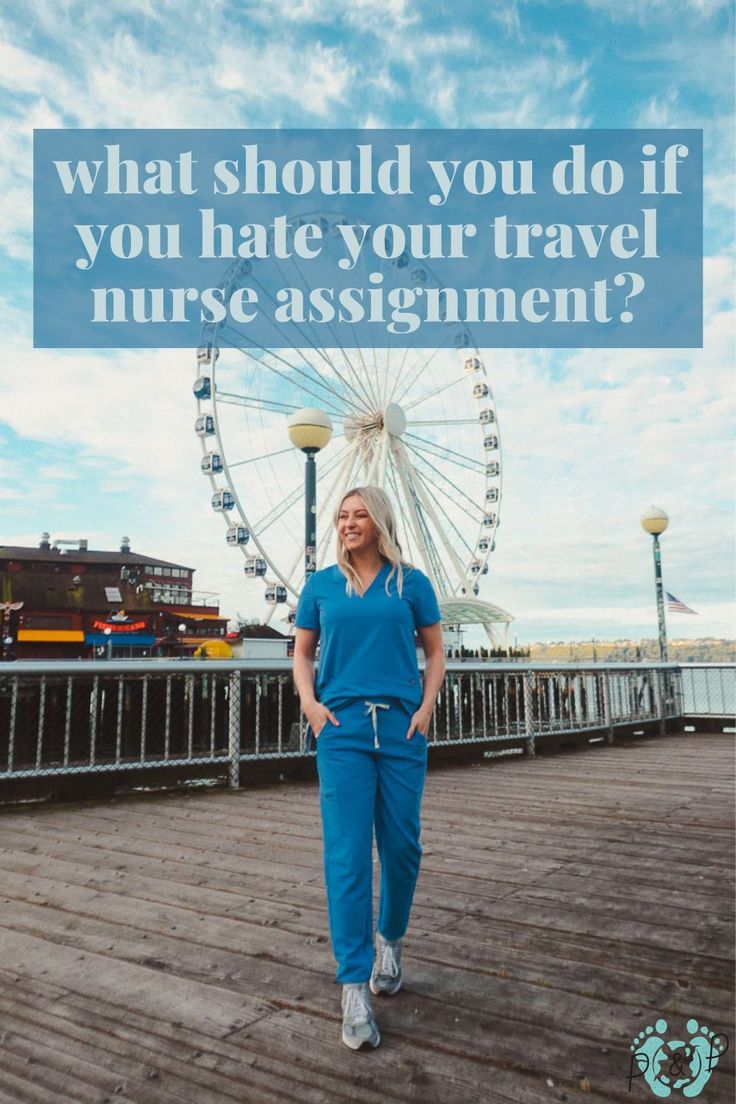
[334,485,408,597]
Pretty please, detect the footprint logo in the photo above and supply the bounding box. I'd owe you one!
[630,1019,671,1098]
[681,1019,729,1099]
[629,1018,729,1098]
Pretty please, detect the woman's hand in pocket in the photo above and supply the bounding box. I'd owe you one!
[305,702,340,739]
[406,706,432,740]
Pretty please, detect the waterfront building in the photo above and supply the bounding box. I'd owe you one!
[0,534,228,659]
[234,622,292,660]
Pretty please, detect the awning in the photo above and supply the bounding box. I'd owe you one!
[18,630,85,643]
[85,633,157,647]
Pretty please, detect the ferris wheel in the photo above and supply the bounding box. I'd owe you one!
[192,214,504,631]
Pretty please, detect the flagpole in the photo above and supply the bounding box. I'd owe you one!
[640,507,669,662]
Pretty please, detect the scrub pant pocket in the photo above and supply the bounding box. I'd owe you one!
[319,786,344,843]
[316,698,427,985]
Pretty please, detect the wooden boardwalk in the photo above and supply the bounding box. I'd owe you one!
[0,731,733,1104]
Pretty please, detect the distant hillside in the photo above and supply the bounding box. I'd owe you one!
[527,639,736,663]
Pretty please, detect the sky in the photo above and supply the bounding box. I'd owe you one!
[0,0,734,644]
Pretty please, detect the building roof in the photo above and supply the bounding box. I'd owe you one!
[438,597,514,625]
[0,546,193,571]
[237,624,290,640]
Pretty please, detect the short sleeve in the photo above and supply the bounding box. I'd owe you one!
[295,574,320,630]
[409,569,441,628]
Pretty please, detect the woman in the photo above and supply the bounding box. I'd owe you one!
[293,485,445,1050]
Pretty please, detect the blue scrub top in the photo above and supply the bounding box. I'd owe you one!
[295,562,441,710]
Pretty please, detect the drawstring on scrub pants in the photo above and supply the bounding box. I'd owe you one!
[364,701,389,748]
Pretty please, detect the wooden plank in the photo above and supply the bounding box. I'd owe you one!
[66,784,734,855]
[3,818,731,920]
[0,833,323,904]
[0,1062,76,1104]
[414,919,731,991]
[238,1005,636,1104]
[1,874,730,1048]
[4,821,730,943]
[1,889,732,1100]
[441,896,732,957]
[0,929,274,1039]
[0,851,462,943]
[0,989,320,1104]
[2,889,728,1045]
[0,1024,187,1104]
[0,969,514,1104]
[511,871,734,917]
[4,847,727,1008]
[0,970,313,1104]
[0,836,314,882]
[15,781,732,892]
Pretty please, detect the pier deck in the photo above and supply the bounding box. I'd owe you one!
[0,731,733,1103]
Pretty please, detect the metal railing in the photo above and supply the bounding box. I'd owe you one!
[678,663,736,717]
[0,661,732,798]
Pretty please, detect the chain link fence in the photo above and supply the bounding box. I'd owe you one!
[0,660,731,801]
[678,663,736,717]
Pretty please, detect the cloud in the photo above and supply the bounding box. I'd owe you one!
[570,0,732,20]
[636,92,680,128]
[215,42,353,117]
[251,0,420,32]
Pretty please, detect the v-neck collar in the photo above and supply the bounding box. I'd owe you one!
[357,560,389,597]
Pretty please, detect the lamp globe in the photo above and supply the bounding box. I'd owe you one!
[287,408,333,452]
[640,506,669,536]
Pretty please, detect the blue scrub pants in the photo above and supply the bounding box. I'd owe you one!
[315,696,428,984]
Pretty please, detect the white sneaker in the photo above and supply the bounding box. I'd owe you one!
[369,932,403,996]
[341,983,381,1050]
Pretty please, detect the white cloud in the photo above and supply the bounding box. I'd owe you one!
[636,93,680,128]
[256,0,420,32]
[37,464,81,482]
[214,41,354,117]
[574,0,732,19]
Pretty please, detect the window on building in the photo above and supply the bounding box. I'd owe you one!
[23,614,73,630]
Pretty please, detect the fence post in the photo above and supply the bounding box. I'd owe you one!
[602,671,614,745]
[523,671,536,756]
[652,668,666,736]
[662,668,679,729]
[673,667,685,722]
[7,677,18,774]
[228,670,241,789]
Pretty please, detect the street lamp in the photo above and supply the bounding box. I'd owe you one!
[640,505,669,661]
[287,407,333,579]
[103,626,113,660]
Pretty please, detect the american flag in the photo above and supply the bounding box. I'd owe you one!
[666,592,698,615]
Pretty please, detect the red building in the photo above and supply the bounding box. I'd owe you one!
[0,535,228,660]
